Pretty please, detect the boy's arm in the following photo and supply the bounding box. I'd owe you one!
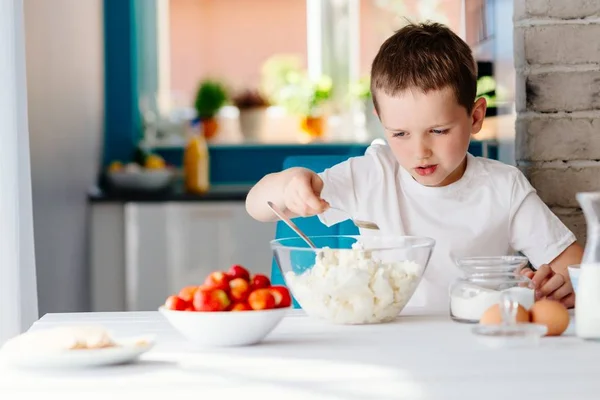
[245,167,324,222]
[522,242,583,308]
[509,170,583,307]
[246,147,380,225]
[509,169,579,269]
[549,241,584,276]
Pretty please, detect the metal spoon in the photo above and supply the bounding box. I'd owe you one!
[267,201,316,248]
[329,207,380,230]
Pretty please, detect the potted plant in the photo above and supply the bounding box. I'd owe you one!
[277,74,333,138]
[260,55,332,138]
[232,88,269,140]
[293,75,332,138]
[193,79,228,139]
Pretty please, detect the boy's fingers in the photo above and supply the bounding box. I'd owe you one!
[538,273,565,298]
[288,197,311,217]
[298,186,323,211]
[520,268,535,279]
[561,293,576,309]
[531,265,553,288]
[307,196,326,213]
[550,283,573,302]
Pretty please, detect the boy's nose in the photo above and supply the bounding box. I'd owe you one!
[414,139,432,160]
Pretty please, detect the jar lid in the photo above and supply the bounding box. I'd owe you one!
[451,273,533,294]
[456,256,529,274]
[461,272,532,285]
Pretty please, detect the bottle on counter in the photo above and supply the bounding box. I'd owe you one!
[575,192,600,339]
[183,118,210,194]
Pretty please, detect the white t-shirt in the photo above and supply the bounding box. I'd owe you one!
[317,143,576,313]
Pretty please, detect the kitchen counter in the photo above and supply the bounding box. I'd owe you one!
[87,183,252,203]
[89,136,500,205]
[1,309,599,398]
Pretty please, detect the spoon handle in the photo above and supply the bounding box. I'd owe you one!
[328,207,380,230]
[266,201,317,249]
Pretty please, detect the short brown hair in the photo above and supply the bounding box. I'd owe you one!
[370,22,477,113]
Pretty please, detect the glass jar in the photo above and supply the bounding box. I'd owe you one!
[455,256,529,276]
[449,256,534,324]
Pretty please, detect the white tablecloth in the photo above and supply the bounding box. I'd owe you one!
[0,308,598,399]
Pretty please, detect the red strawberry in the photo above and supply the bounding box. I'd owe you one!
[251,274,271,290]
[269,286,292,308]
[228,264,251,281]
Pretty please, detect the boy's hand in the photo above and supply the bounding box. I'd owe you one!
[520,265,575,308]
[282,170,329,217]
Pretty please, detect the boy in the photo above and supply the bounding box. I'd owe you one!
[246,22,582,312]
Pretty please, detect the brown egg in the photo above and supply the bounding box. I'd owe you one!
[479,303,530,325]
[530,299,570,336]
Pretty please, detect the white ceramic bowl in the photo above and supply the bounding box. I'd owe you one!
[159,306,290,347]
[108,169,174,191]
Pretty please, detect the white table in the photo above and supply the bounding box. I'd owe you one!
[1,309,599,399]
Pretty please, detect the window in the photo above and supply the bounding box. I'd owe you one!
[136,0,493,145]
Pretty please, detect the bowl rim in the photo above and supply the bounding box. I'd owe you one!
[108,168,174,176]
[158,305,292,314]
[269,234,435,252]
[455,255,529,267]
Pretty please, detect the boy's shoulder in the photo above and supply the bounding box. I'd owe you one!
[469,155,529,192]
[327,141,397,173]
[471,155,520,175]
[363,141,397,165]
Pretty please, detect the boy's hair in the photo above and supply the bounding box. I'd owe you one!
[370,22,477,114]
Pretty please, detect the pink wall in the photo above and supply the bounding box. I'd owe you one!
[170,0,470,102]
[169,0,307,101]
[360,0,465,75]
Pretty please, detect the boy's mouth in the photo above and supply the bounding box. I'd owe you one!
[414,164,438,176]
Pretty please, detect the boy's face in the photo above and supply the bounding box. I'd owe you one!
[376,86,486,187]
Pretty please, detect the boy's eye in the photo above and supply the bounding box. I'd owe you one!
[431,129,449,135]
[392,132,406,137]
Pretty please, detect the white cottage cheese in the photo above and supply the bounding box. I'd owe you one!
[285,244,422,324]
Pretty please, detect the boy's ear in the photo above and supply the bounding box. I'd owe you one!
[471,97,487,135]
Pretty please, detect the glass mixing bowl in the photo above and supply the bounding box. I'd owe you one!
[270,235,435,324]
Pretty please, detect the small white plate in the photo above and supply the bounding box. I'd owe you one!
[0,335,155,369]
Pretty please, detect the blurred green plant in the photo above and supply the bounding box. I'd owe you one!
[260,55,304,104]
[348,76,372,102]
[260,54,332,116]
[194,79,229,119]
[476,76,497,108]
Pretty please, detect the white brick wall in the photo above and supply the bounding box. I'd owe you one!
[514,0,600,244]
[516,70,600,112]
[515,0,600,19]
[517,24,600,65]
[522,165,600,208]
[516,113,600,161]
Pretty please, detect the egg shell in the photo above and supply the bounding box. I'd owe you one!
[530,299,570,336]
[479,303,530,325]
